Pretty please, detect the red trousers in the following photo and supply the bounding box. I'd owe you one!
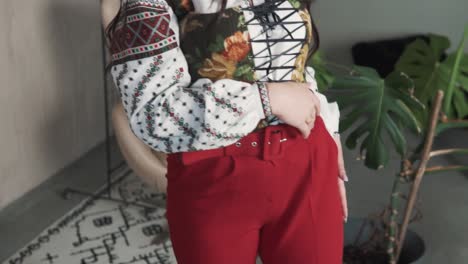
[165,116,344,264]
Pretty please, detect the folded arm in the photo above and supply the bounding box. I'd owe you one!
[108,0,272,153]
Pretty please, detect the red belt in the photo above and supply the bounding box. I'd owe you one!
[173,124,304,166]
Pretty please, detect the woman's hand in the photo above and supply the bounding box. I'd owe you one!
[266,82,321,139]
[333,133,348,223]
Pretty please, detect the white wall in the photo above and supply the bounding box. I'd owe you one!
[312,0,468,64]
[0,0,106,209]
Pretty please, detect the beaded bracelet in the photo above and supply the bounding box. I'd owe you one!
[257,81,274,119]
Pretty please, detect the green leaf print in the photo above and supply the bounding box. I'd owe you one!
[238,14,247,30]
[288,0,301,8]
[195,47,202,58]
[234,64,252,78]
[207,35,226,53]
[193,62,202,69]
[243,72,255,82]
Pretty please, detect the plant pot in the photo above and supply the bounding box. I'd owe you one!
[344,217,425,264]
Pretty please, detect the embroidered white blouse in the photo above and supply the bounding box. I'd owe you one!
[109,0,340,153]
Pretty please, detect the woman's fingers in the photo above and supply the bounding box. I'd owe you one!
[314,97,321,117]
[338,179,348,222]
[298,123,311,139]
[308,87,321,116]
[337,142,346,178]
[334,134,348,182]
[305,112,316,127]
[309,96,320,117]
[333,134,348,222]
[305,82,320,117]
[297,107,316,138]
[268,82,321,139]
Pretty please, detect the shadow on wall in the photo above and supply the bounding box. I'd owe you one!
[42,0,106,172]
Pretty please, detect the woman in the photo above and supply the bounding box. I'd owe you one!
[103,0,348,263]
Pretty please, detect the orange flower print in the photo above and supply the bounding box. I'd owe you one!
[222,31,251,62]
[198,52,237,80]
[180,0,192,11]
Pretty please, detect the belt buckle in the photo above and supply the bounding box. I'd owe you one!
[262,126,286,161]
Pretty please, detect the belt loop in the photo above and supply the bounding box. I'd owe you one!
[262,126,286,161]
[262,126,272,160]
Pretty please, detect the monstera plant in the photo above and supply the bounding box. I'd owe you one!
[311,52,425,170]
[334,67,424,169]
[309,25,468,263]
[395,33,468,125]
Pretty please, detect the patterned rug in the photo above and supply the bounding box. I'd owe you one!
[3,169,177,264]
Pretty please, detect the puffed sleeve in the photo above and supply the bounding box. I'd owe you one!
[108,0,273,153]
[305,65,340,137]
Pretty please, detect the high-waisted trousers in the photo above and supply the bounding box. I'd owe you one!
[164,115,344,264]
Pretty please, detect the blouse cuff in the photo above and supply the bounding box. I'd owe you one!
[326,101,340,134]
[256,81,274,119]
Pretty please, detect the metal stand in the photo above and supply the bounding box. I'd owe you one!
[62,17,157,211]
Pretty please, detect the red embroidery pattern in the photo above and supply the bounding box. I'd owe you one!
[109,1,178,66]
[204,84,244,116]
[130,55,164,115]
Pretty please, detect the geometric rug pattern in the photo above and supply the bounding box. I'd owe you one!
[3,170,176,264]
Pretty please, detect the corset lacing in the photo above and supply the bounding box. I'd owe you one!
[223,0,308,82]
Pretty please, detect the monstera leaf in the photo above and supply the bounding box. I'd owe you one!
[395,33,468,122]
[443,26,468,119]
[332,66,425,170]
[395,35,448,101]
[442,54,468,118]
[308,51,334,92]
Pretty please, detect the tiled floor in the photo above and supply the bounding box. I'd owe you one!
[1,127,467,263]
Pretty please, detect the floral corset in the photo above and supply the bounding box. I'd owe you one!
[106,0,339,154]
[172,0,318,129]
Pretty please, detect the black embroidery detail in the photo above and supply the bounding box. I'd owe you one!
[242,0,306,81]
